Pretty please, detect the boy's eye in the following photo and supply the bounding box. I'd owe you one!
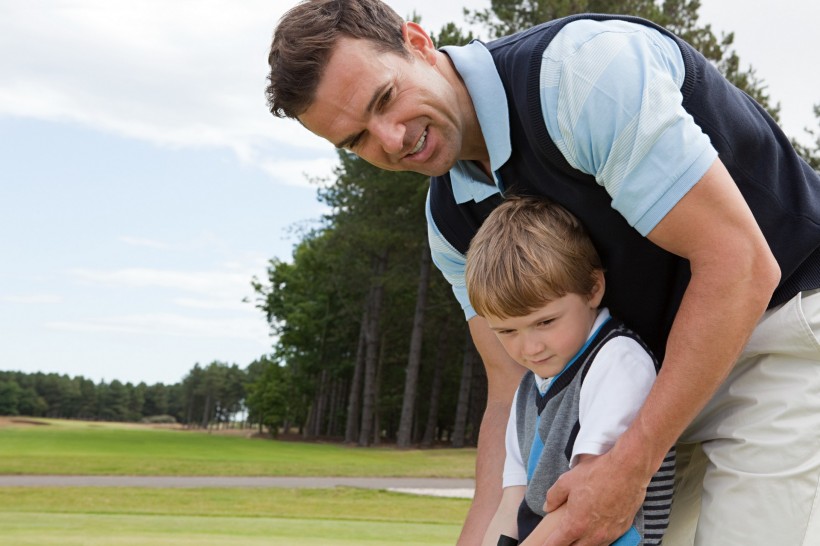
[537,319,554,327]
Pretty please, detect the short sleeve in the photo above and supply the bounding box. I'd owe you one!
[502,389,528,487]
[571,336,656,467]
[425,190,476,320]
[540,19,717,236]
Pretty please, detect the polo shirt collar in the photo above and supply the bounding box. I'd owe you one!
[441,41,511,203]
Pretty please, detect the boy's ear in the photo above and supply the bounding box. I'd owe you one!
[402,22,437,65]
[588,270,606,308]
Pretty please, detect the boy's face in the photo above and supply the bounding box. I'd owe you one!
[485,284,604,379]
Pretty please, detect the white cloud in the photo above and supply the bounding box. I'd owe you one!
[0,0,486,186]
[258,155,339,188]
[47,312,270,341]
[0,0,334,180]
[119,237,172,250]
[1,294,63,305]
[69,266,258,301]
[172,297,253,312]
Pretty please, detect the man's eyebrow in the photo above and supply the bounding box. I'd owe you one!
[333,82,390,149]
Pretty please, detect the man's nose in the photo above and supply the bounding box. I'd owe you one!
[370,116,405,155]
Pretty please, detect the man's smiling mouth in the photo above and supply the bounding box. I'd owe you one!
[409,129,427,155]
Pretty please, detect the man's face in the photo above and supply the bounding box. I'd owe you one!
[299,26,467,177]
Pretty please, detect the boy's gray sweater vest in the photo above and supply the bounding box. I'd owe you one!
[515,318,675,545]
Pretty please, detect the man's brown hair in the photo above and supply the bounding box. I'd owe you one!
[267,0,409,119]
[465,196,604,319]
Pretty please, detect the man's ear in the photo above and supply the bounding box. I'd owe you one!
[402,22,437,64]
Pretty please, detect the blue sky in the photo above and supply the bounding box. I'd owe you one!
[1,0,818,386]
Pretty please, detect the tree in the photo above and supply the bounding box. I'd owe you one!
[98,380,130,422]
[180,364,205,427]
[792,104,820,172]
[452,331,480,448]
[126,382,145,422]
[143,383,170,418]
[254,229,363,439]
[396,245,432,447]
[246,356,293,436]
[75,377,98,420]
[0,379,22,415]
[254,148,433,444]
[177,361,247,429]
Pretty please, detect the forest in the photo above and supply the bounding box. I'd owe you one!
[2,0,819,448]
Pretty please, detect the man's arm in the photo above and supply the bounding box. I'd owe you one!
[458,316,527,546]
[540,158,781,546]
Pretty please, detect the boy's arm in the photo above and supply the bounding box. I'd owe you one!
[519,455,592,546]
[482,485,527,546]
[519,503,568,546]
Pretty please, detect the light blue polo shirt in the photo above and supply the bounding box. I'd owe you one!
[426,19,717,320]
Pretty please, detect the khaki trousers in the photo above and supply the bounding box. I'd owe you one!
[664,289,820,545]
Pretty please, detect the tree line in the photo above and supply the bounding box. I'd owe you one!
[3,1,818,448]
[0,363,246,428]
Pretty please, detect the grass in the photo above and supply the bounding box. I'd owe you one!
[0,487,468,545]
[0,486,469,523]
[0,418,476,477]
[0,419,473,545]
[0,513,462,545]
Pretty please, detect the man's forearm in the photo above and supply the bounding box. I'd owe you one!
[613,215,781,482]
[459,399,512,545]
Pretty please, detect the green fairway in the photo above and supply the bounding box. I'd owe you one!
[0,487,470,522]
[0,488,467,545]
[0,419,473,544]
[0,513,461,545]
[0,418,475,477]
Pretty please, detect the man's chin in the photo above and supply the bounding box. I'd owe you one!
[421,159,458,178]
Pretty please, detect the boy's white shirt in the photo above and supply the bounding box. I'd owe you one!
[502,308,657,487]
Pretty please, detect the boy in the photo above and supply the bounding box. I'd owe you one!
[465,197,675,545]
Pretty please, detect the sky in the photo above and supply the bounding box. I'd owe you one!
[1,0,818,386]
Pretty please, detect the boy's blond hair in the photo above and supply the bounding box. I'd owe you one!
[465,197,603,319]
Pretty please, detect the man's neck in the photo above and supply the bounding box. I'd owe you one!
[437,49,491,174]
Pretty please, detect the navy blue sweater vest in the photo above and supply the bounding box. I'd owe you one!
[429,14,820,359]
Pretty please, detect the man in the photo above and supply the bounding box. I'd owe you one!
[266,1,820,544]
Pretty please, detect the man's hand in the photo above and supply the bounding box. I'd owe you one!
[540,452,646,546]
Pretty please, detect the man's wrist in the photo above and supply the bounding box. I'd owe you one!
[610,419,671,484]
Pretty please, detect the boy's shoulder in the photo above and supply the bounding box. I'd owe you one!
[592,316,658,371]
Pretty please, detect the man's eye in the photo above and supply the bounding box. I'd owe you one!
[347,134,363,150]
[378,88,392,110]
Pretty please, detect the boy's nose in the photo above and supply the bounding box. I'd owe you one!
[522,332,545,357]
